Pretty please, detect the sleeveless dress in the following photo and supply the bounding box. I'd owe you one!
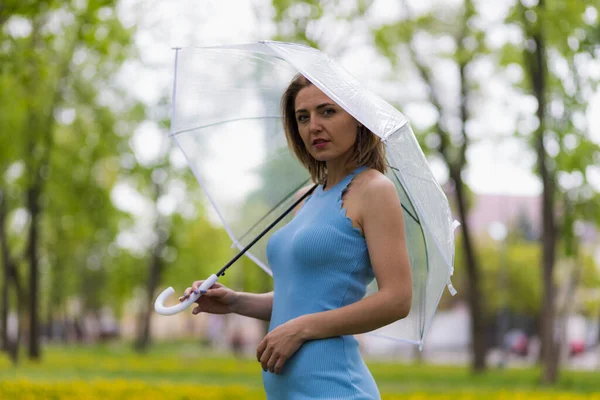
[263,166,381,400]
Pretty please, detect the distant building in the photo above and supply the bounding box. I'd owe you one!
[453,192,597,245]
[466,193,541,241]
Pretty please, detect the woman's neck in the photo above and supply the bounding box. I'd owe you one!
[324,159,359,190]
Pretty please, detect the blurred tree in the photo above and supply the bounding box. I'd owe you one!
[373,0,489,372]
[0,188,25,363]
[0,2,31,362]
[1,0,250,360]
[133,167,171,352]
[451,236,598,317]
[271,0,374,56]
[129,101,234,351]
[40,42,149,343]
[0,0,140,360]
[502,0,600,383]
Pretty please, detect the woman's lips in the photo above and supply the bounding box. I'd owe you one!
[313,140,329,149]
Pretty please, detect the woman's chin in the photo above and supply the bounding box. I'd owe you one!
[310,153,350,164]
[309,150,338,162]
[312,155,327,162]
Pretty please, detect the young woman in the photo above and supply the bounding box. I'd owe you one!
[180,74,412,399]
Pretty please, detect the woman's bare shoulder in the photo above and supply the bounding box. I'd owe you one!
[355,168,395,195]
[356,169,403,230]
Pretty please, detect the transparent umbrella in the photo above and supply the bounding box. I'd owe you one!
[154,41,459,349]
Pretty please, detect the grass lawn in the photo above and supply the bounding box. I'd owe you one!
[1,341,599,399]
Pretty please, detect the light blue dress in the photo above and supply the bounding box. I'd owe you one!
[263,166,380,400]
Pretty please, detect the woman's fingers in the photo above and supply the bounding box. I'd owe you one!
[179,281,224,302]
[266,352,279,373]
[256,338,267,362]
[257,337,282,373]
[201,287,226,298]
[259,346,273,372]
[178,287,193,302]
[193,280,222,294]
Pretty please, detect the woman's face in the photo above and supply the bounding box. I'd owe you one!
[294,85,359,163]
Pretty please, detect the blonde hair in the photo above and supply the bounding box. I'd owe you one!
[281,74,387,184]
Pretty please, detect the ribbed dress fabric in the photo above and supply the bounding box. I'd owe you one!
[262,166,380,400]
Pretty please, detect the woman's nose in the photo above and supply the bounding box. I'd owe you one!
[309,115,322,133]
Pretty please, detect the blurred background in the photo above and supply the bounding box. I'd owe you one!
[1,0,600,399]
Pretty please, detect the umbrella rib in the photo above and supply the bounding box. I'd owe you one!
[169,116,282,137]
[401,204,419,224]
[419,214,430,339]
[401,169,441,185]
[387,165,420,224]
[388,160,431,339]
[387,150,453,270]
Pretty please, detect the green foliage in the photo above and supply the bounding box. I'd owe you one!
[374,0,600,331]
[1,1,139,287]
[451,235,600,316]
[504,1,600,229]
[1,343,600,394]
[270,0,373,49]
[0,0,242,337]
[163,211,232,290]
[452,238,540,314]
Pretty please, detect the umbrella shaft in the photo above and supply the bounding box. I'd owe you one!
[216,184,318,277]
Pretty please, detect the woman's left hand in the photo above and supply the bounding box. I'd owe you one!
[256,317,308,374]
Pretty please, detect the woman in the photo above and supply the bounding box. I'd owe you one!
[180,74,412,399]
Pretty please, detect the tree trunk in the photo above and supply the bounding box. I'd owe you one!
[20,12,81,360]
[454,22,487,372]
[0,191,9,351]
[26,183,41,360]
[135,183,167,352]
[0,189,24,364]
[537,92,559,383]
[7,304,21,364]
[522,0,559,383]
[451,167,487,372]
[0,262,7,352]
[135,244,164,352]
[403,7,485,371]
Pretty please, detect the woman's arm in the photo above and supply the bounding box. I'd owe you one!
[184,282,273,321]
[231,291,273,321]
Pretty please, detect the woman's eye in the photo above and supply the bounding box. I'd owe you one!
[323,108,335,116]
[297,115,308,123]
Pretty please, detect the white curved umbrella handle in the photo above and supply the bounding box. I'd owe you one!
[154,274,219,316]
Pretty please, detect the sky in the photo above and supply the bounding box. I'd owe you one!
[111,0,600,228]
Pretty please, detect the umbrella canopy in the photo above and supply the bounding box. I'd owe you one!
[169,41,458,348]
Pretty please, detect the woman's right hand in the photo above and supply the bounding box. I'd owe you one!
[179,281,238,315]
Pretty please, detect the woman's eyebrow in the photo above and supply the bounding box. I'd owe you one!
[295,103,336,114]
